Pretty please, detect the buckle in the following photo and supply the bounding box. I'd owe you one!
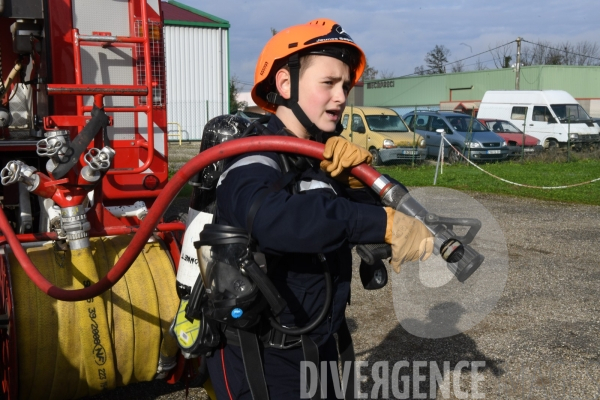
[266,328,302,350]
[266,92,279,105]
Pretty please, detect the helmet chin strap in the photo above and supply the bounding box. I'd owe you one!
[266,54,341,143]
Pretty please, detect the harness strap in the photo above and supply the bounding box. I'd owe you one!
[301,335,321,400]
[265,54,324,141]
[238,329,270,400]
[337,318,356,400]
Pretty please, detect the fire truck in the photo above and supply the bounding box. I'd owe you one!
[0,0,191,398]
[0,1,489,399]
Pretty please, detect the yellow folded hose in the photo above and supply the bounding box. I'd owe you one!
[8,235,179,400]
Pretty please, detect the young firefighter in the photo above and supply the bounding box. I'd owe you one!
[206,18,433,399]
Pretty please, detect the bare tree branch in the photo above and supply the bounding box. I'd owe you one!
[379,69,395,79]
[361,59,379,81]
[450,60,465,73]
[474,57,487,71]
[489,43,513,68]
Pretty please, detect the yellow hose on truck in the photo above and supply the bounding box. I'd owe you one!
[7,235,179,399]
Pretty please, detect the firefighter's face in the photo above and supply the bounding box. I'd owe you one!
[297,55,350,134]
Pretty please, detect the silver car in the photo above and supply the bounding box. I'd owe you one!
[403,111,509,163]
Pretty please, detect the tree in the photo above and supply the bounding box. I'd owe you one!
[450,60,465,73]
[516,39,600,66]
[489,43,514,69]
[379,69,395,79]
[424,45,450,74]
[567,41,600,65]
[474,57,488,71]
[413,65,426,76]
[361,60,379,81]
[229,75,247,113]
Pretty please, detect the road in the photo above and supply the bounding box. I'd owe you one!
[89,183,600,399]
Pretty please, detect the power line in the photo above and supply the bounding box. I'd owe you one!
[398,40,516,78]
[231,78,253,86]
[521,39,600,63]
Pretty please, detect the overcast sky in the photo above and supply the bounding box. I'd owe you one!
[181,0,600,92]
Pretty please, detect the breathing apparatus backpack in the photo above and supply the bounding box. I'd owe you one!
[170,114,341,356]
[169,114,371,400]
[171,114,266,357]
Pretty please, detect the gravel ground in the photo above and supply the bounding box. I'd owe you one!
[88,143,600,399]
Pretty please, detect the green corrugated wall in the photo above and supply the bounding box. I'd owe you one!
[364,66,600,107]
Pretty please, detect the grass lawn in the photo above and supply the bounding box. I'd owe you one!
[378,157,600,205]
[169,146,600,205]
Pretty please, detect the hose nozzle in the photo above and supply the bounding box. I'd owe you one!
[358,181,486,283]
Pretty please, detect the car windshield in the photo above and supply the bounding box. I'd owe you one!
[365,115,409,132]
[486,120,522,133]
[550,104,592,123]
[446,116,488,132]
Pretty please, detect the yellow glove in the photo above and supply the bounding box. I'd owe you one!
[384,207,434,273]
[319,160,364,188]
[320,136,372,178]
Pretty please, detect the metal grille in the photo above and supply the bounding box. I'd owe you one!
[482,142,500,147]
[135,20,165,107]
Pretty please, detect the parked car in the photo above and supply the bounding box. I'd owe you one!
[477,90,600,150]
[478,118,543,157]
[403,111,509,163]
[340,106,427,166]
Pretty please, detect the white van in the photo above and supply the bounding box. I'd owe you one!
[477,90,600,149]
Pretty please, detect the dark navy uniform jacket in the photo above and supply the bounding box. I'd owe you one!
[215,115,387,345]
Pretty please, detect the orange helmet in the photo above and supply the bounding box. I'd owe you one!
[251,18,366,114]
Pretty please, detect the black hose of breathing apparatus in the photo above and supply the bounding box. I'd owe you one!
[184,114,484,341]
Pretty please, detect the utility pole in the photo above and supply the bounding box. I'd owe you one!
[515,37,522,90]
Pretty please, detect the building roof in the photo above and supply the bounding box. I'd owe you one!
[162,1,229,28]
[365,65,600,108]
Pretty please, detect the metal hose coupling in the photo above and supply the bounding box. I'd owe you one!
[0,160,39,190]
[36,130,71,174]
[61,205,91,250]
[82,146,116,182]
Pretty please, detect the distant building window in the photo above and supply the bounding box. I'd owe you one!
[511,106,528,120]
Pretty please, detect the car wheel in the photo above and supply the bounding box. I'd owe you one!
[546,139,559,151]
[447,147,463,164]
[370,149,382,166]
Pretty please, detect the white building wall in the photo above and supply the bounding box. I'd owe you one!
[164,25,228,141]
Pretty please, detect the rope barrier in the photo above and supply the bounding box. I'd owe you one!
[439,136,600,189]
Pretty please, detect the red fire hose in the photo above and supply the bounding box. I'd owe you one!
[0,136,384,301]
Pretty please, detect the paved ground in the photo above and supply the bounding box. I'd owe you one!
[88,143,600,399]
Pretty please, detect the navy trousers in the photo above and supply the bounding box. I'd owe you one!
[206,335,342,399]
